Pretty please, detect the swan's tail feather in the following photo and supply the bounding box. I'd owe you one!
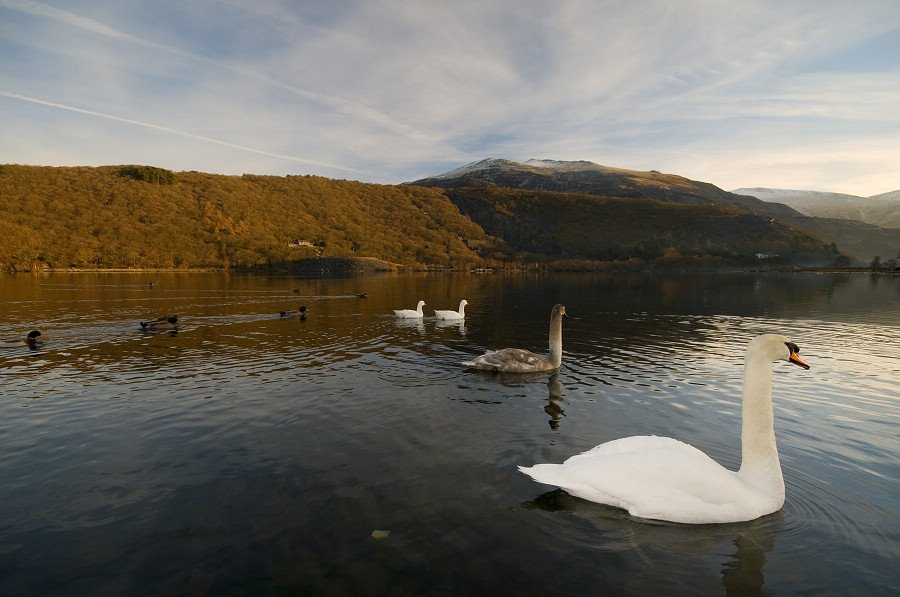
[519,464,567,486]
[519,464,628,512]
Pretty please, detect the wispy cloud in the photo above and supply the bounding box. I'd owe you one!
[0,91,360,171]
[1,0,145,43]
[0,0,442,150]
[1,0,899,194]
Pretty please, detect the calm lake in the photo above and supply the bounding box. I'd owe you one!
[1,271,897,595]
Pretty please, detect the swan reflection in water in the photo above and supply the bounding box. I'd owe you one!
[434,318,466,335]
[524,489,782,595]
[393,317,425,333]
[545,374,565,430]
[464,369,564,428]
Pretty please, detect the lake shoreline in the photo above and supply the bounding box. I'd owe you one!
[3,258,898,276]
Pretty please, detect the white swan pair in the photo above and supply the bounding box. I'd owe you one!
[394,299,468,320]
[519,333,810,524]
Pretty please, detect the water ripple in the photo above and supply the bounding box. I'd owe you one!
[1,273,897,595]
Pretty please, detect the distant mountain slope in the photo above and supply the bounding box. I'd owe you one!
[441,186,836,266]
[869,190,900,202]
[414,158,799,218]
[413,159,900,261]
[732,187,900,229]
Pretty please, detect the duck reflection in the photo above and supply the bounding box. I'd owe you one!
[544,374,565,430]
[524,489,782,594]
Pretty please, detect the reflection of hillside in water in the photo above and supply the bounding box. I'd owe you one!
[1,272,895,378]
[474,270,893,321]
[1,314,395,377]
[454,271,897,363]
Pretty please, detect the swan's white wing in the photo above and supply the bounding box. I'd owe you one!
[434,310,463,320]
[520,436,768,524]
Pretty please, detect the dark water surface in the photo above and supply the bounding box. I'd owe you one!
[1,272,897,595]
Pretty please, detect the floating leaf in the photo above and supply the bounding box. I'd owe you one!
[371,530,390,540]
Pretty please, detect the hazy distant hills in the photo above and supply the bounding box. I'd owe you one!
[413,159,900,262]
[732,187,900,229]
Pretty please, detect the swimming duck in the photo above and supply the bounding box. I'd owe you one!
[394,300,426,319]
[280,305,309,320]
[465,304,567,373]
[2,330,45,348]
[434,299,468,320]
[140,315,179,330]
[518,334,810,524]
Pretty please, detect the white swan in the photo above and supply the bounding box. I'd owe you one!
[519,334,810,524]
[464,304,566,373]
[434,299,468,320]
[393,300,426,319]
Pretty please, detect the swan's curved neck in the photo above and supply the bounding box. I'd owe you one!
[548,313,563,367]
[738,348,781,486]
[458,301,466,316]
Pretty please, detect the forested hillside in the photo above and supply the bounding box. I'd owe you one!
[0,165,495,271]
[1,163,844,272]
[443,187,838,266]
[414,158,897,262]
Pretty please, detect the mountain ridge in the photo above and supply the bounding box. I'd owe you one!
[412,158,899,261]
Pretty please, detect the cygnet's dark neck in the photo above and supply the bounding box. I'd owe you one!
[548,312,563,367]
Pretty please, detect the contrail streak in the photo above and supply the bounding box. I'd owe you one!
[1,0,437,143]
[0,91,362,172]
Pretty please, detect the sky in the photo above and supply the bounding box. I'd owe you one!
[2,0,899,197]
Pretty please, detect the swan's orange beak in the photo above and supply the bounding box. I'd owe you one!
[789,350,810,369]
